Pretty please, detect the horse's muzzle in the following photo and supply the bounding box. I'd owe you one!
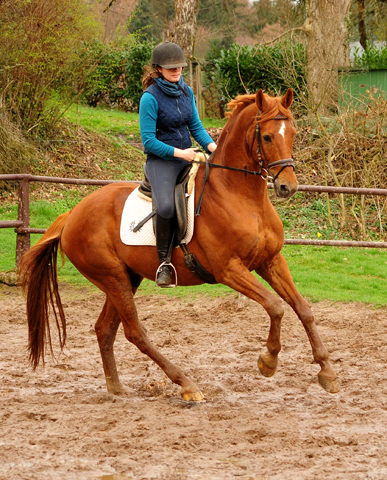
[273,179,298,199]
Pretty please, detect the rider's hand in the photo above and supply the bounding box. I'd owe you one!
[207,142,217,153]
[174,147,200,162]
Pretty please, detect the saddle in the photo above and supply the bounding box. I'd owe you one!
[136,159,217,285]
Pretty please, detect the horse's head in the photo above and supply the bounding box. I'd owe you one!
[255,88,298,199]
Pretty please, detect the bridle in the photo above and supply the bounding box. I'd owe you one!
[193,112,295,179]
[250,112,295,182]
[194,112,295,216]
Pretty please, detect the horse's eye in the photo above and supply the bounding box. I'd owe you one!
[263,135,272,143]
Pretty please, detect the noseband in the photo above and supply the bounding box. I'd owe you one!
[251,113,295,181]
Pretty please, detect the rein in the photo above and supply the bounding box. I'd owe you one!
[192,155,264,177]
[194,113,295,216]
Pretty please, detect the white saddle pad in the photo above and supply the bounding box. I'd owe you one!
[120,186,195,246]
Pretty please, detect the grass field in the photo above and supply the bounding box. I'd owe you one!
[1,105,386,306]
[64,103,226,139]
[1,199,387,306]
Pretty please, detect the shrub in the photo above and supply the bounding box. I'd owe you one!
[0,0,100,133]
[204,40,306,113]
[82,40,154,112]
[353,42,387,69]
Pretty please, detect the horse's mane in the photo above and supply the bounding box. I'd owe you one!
[225,94,256,119]
[225,92,293,123]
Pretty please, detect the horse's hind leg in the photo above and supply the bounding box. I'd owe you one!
[105,273,204,402]
[258,253,340,393]
[95,297,127,395]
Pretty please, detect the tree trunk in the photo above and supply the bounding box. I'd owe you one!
[305,0,351,112]
[357,0,368,51]
[174,0,198,59]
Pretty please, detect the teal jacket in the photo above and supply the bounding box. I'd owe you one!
[139,82,214,160]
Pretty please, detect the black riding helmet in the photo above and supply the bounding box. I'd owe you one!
[151,41,187,69]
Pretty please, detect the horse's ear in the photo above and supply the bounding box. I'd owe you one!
[281,88,293,109]
[255,89,266,112]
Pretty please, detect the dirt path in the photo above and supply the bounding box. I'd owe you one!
[1,283,387,480]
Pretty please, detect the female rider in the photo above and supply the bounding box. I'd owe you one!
[139,42,217,287]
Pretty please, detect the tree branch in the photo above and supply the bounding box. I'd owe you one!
[103,0,117,14]
[252,24,309,57]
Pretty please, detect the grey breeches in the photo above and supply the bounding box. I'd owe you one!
[145,157,190,219]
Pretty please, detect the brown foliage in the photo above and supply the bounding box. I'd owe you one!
[0,103,35,175]
[296,92,387,191]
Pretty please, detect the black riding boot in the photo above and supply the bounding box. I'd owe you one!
[155,214,175,287]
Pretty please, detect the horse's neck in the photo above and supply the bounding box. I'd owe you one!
[210,136,268,203]
[202,159,269,211]
[204,106,269,205]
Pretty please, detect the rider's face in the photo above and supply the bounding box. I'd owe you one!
[158,67,183,83]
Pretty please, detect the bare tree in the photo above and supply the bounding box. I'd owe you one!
[304,0,352,112]
[95,0,138,42]
[174,0,199,59]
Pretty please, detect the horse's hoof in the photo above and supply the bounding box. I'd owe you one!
[108,383,130,396]
[258,354,277,377]
[181,390,205,402]
[318,374,340,393]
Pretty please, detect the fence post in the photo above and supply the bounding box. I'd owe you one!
[196,63,204,119]
[15,179,30,266]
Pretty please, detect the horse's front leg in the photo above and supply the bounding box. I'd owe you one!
[217,260,286,378]
[258,253,340,393]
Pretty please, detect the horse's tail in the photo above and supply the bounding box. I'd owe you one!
[18,210,71,369]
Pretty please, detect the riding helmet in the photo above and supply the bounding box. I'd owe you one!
[151,41,187,69]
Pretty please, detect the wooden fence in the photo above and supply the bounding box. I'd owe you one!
[1,173,387,267]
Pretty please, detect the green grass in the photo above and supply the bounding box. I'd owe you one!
[65,103,141,138]
[0,196,87,279]
[201,117,227,129]
[137,245,387,306]
[282,245,387,306]
[2,199,387,306]
[64,103,226,140]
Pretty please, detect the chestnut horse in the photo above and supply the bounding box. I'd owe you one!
[19,88,339,401]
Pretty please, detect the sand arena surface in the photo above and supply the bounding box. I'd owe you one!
[1,283,387,480]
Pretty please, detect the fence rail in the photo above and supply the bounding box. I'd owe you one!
[1,173,387,266]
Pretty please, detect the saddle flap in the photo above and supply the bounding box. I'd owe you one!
[174,179,189,245]
[138,164,152,199]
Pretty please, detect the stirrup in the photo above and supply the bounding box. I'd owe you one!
[155,261,178,288]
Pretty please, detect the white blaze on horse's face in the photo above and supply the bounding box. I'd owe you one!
[278,121,286,139]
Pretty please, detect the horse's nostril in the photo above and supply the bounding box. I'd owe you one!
[280,185,289,196]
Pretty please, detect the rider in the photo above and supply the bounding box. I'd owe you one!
[139,41,217,287]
